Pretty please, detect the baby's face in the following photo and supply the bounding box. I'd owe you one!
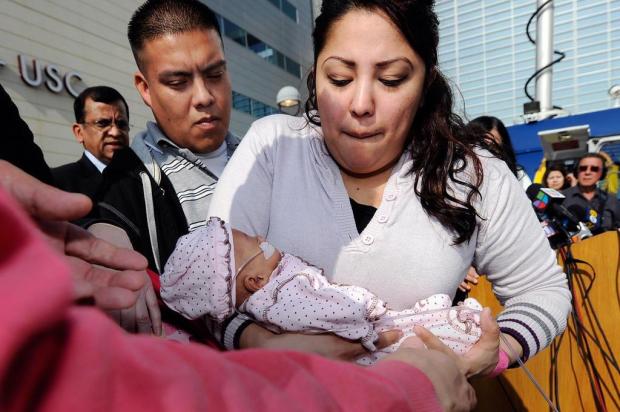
[232,230,281,289]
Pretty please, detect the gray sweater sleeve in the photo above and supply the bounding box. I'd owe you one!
[474,157,571,361]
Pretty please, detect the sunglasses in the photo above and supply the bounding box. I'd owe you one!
[578,165,601,173]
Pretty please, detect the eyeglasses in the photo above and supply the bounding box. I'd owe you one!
[578,165,601,173]
[81,118,130,132]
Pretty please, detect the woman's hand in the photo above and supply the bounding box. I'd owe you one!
[384,337,477,412]
[458,266,480,292]
[415,308,501,378]
[240,323,402,361]
[0,161,161,335]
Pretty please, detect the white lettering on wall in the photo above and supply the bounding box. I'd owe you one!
[64,72,83,98]
[18,55,43,87]
[17,55,83,97]
[44,64,63,93]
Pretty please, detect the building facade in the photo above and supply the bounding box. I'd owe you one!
[436,0,620,125]
[0,0,313,167]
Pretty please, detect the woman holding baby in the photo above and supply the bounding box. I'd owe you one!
[209,0,570,381]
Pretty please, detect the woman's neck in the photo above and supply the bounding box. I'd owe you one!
[340,165,394,208]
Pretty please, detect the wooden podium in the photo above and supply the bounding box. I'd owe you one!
[470,231,620,411]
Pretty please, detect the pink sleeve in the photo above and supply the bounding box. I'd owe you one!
[0,187,441,412]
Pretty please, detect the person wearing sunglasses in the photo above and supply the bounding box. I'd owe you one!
[52,86,130,200]
[562,153,620,233]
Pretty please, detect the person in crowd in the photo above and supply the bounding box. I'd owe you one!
[562,153,620,232]
[209,0,571,378]
[52,86,130,199]
[469,115,532,190]
[93,0,239,275]
[0,82,159,335]
[0,159,476,412]
[0,83,54,184]
[542,164,571,191]
[159,217,484,365]
[597,150,619,196]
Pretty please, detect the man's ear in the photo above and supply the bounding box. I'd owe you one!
[134,71,152,108]
[243,274,265,293]
[72,123,84,145]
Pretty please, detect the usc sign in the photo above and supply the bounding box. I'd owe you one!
[16,55,84,98]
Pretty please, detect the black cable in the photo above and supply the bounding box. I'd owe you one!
[523,0,566,105]
[562,248,607,411]
[570,258,620,409]
[565,249,610,411]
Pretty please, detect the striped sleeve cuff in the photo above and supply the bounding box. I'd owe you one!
[222,313,253,350]
[497,301,567,362]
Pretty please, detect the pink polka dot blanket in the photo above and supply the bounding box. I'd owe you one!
[160,218,482,363]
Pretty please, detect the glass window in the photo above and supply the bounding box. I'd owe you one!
[285,57,301,78]
[247,34,267,54]
[224,19,246,47]
[281,0,297,22]
[232,92,251,114]
[259,46,276,64]
[252,101,267,117]
[273,50,286,69]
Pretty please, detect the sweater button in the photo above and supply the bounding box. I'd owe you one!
[362,235,374,245]
[377,215,388,223]
[384,193,396,201]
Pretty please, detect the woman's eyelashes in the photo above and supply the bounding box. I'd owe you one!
[328,77,352,87]
[326,75,408,88]
[380,76,407,87]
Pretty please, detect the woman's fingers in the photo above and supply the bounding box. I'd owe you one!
[479,308,500,342]
[375,329,403,349]
[414,325,453,354]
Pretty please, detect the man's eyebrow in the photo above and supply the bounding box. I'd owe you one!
[158,60,226,79]
[202,59,227,73]
[159,70,191,79]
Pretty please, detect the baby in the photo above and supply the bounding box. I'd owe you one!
[160,217,482,364]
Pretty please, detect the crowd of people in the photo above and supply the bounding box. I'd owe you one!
[0,0,585,410]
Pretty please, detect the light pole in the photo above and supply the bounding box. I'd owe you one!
[276,85,301,116]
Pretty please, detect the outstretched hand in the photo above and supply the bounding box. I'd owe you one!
[415,307,500,378]
[0,161,160,334]
[384,336,477,412]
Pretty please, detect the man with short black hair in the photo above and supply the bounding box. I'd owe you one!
[96,0,238,273]
[53,86,130,198]
[562,153,620,232]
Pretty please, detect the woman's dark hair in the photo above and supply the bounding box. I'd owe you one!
[542,164,569,190]
[469,116,518,177]
[305,0,499,244]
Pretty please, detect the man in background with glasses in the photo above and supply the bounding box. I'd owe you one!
[562,153,620,233]
[52,86,130,199]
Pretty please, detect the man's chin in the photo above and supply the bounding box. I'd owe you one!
[191,132,227,154]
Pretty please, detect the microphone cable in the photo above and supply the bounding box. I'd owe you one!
[558,245,620,411]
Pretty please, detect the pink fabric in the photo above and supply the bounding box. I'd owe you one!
[358,295,482,365]
[242,255,482,364]
[162,223,482,363]
[160,217,236,322]
[241,253,388,351]
[0,185,444,411]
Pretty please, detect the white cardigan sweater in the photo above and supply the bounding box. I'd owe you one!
[209,114,571,360]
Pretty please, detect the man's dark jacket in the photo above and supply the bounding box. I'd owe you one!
[0,83,54,184]
[52,154,103,199]
[92,147,188,272]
